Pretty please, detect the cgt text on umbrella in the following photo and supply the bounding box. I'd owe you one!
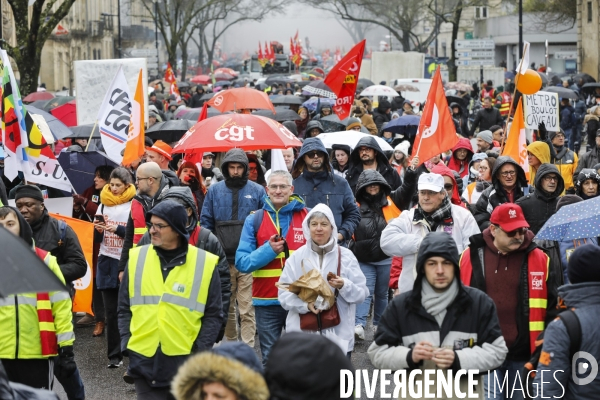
[215,125,255,141]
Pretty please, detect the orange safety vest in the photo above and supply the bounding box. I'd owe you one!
[357,196,402,223]
[131,199,147,246]
[253,209,308,302]
[459,247,549,353]
[498,92,511,117]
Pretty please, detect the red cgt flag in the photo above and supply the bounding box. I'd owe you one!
[411,66,458,165]
[164,63,176,84]
[323,39,366,120]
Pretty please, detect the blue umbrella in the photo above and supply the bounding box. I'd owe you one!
[535,196,600,241]
[57,151,118,194]
[382,115,421,137]
[302,97,336,113]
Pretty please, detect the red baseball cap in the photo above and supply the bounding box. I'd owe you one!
[145,140,173,160]
[490,203,530,232]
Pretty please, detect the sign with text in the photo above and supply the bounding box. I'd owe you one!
[523,91,560,132]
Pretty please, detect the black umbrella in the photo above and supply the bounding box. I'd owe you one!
[68,124,99,139]
[43,96,75,111]
[358,78,375,88]
[265,75,294,86]
[544,86,579,100]
[57,151,119,194]
[320,114,349,133]
[573,73,596,85]
[271,95,304,105]
[446,95,467,108]
[581,83,600,93]
[178,81,191,88]
[181,107,224,121]
[146,119,197,142]
[0,226,68,297]
[252,107,300,122]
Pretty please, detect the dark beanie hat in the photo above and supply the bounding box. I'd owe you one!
[567,244,600,284]
[556,194,583,211]
[145,200,189,241]
[14,185,44,202]
[549,128,565,142]
[331,144,351,156]
[211,342,263,374]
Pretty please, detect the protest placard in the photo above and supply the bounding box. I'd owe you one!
[523,91,560,132]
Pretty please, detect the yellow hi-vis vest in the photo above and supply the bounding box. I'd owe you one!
[127,244,218,358]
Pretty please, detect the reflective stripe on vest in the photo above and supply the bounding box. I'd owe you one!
[127,245,217,357]
[252,209,307,301]
[527,251,549,353]
[499,93,511,116]
[131,199,147,246]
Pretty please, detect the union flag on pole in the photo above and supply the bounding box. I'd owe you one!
[411,66,458,164]
[323,39,365,120]
[164,62,176,84]
[123,69,145,167]
[502,98,529,181]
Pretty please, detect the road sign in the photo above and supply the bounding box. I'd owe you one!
[456,59,495,66]
[147,62,158,69]
[455,51,494,58]
[455,40,495,50]
[125,48,157,57]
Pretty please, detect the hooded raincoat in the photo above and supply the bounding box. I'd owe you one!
[446,138,474,179]
[277,204,368,353]
[345,135,402,193]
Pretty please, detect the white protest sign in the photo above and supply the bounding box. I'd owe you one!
[523,91,560,132]
[74,59,148,125]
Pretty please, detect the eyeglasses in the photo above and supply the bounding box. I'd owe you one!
[358,148,372,153]
[444,183,454,190]
[149,222,169,231]
[497,226,528,237]
[543,175,559,182]
[500,170,516,177]
[135,177,152,183]
[305,151,323,159]
[268,184,291,191]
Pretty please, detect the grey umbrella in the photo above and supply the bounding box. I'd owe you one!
[271,95,304,105]
[544,86,579,100]
[146,119,197,142]
[252,107,300,122]
[68,124,100,139]
[0,226,67,297]
[26,106,73,140]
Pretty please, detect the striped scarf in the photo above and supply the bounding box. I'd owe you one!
[415,195,453,232]
[35,248,58,356]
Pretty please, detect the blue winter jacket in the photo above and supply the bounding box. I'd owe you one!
[235,194,307,306]
[291,138,360,241]
[534,282,600,398]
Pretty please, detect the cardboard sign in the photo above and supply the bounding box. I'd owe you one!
[523,91,560,132]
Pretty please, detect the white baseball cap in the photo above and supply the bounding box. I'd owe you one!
[418,173,444,192]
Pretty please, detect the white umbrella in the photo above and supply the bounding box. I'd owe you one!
[317,131,394,152]
[359,85,400,97]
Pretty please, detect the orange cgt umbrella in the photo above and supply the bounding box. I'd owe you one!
[214,67,238,77]
[206,87,275,113]
[190,74,211,84]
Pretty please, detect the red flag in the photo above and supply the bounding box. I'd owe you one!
[290,38,296,60]
[293,30,299,44]
[164,63,176,84]
[323,39,366,120]
[411,66,458,164]
[197,103,208,123]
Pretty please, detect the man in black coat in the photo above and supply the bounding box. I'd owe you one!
[469,96,503,137]
[516,163,564,234]
[372,99,392,132]
[345,135,402,193]
[189,86,206,109]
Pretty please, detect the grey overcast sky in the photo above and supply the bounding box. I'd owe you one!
[221,4,387,54]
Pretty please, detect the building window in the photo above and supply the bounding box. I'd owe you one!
[588,2,593,23]
[98,50,101,59]
[93,49,97,60]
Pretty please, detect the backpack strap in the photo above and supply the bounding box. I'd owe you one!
[558,309,582,360]
[196,226,211,250]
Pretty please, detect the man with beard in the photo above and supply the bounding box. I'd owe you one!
[459,204,560,400]
[345,136,402,194]
[469,97,503,138]
[201,149,265,348]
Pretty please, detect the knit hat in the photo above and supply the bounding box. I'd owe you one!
[549,129,565,142]
[556,194,583,211]
[145,200,189,241]
[394,140,411,157]
[477,130,494,145]
[211,342,263,374]
[345,117,362,131]
[567,244,600,284]
[146,140,173,160]
[331,144,351,157]
[14,185,45,203]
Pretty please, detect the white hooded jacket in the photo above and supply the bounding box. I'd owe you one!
[278,204,368,353]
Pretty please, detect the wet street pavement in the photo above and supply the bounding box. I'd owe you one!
[54,319,380,399]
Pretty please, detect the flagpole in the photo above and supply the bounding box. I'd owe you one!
[84,120,98,152]
[501,42,529,152]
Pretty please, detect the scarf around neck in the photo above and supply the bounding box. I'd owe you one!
[416,194,453,231]
[421,277,459,326]
[100,184,136,206]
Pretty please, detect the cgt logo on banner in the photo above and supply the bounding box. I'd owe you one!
[97,66,132,164]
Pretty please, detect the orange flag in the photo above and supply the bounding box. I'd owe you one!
[123,69,145,167]
[411,66,458,164]
[502,98,530,181]
[50,213,94,315]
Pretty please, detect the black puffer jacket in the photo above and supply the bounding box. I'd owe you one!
[351,169,418,263]
[30,209,87,284]
[469,106,503,136]
[345,136,402,193]
[516,164,564,234]
[474,156,528,230]
[372,99,392,132]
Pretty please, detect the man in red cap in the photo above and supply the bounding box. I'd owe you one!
[145,140,173,170]
[458,203,560,400]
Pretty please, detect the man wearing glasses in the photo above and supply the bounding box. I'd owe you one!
[474,156,529,231]
[459,203,560,400]
[345,136,402,194]
[235,170,307,366]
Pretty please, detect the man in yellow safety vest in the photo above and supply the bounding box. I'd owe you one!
[118,200,223,399]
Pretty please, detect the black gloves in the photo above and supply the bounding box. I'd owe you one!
[187,176,201,192]
[55,345,77,379]
[538,122,548,141]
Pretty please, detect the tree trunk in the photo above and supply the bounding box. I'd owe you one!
[197,30,205,70]
[180,44,188,81]
[167,39,178,72]
[16,54,41,96]
[401,30,412,51]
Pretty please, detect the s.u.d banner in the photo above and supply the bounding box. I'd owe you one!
[50,213,94,315]
[323,40,366,120]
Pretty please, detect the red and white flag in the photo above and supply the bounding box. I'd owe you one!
[411,66,458,164]
[323,40,365,120]
[164,63,176,84]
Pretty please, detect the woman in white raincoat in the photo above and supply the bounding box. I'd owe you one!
[278,203,368,357]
